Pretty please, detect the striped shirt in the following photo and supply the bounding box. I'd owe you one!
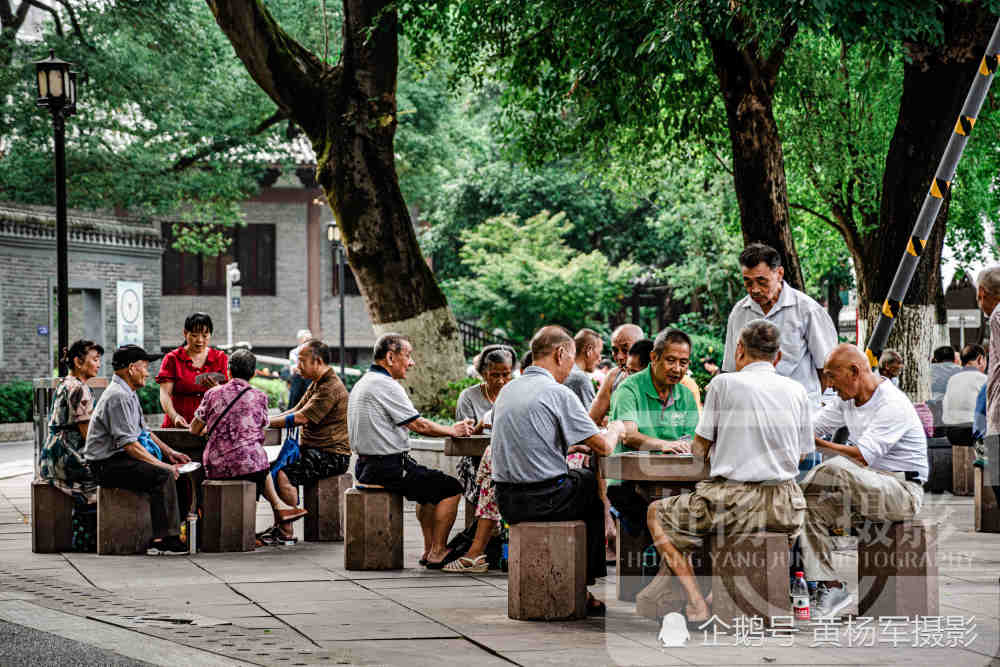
[347,366,420,456]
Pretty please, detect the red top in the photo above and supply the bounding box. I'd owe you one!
[155,346,229,427]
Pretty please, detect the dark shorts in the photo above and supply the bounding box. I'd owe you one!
[226,468,269,500]
[274,448,350,486]
[355,453,462,506]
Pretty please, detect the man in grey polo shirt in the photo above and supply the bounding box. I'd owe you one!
[84,345,192,556]
[724,242,837,402]
[563,328,602,409]
[492,325,626,614]
[349,333,475,569]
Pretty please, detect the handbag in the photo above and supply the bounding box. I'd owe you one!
[269,414,301,481]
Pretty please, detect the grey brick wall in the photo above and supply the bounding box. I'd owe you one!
[0,248,161,383]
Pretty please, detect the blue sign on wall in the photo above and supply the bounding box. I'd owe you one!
[37,326,49,336]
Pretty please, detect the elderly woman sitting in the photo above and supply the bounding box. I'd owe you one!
[190,349,306,537]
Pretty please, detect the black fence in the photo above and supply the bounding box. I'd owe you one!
[457,319,520,359]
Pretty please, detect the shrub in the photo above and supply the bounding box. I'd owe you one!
[250,376,289,410]
[681,331,725,391]
[0,381,33,423]
[136,383,161,415]
[425,376,480,422]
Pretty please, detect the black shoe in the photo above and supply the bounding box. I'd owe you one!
[146,535,189,556]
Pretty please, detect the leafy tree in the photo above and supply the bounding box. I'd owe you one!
[444,210,640,341]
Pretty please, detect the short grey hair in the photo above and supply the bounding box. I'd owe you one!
[979,266,1000,297]
[879,349,902,367]
[652,329,691,355]
[229,349,257,381]
[739,319,781,361]
[373,333,410,361]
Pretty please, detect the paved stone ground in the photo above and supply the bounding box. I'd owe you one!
[1,468,999,666]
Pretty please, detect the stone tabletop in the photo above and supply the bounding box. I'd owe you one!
[443,435,490,457]
[599,451,710,482]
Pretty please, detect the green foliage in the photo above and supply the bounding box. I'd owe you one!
[425,376,480,422]
[136,383,161,416]
[250,376,289,410]
[0,381,33,424]
[444,210,640,341]
[674,331,725,391]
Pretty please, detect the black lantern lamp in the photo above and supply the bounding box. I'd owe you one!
[33,49,79,376]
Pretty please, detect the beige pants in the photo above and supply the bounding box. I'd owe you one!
[799,457,923,581]
[652,478,806,552]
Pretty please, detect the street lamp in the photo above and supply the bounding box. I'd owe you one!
[226,262,241,348]
[34,49,79,377]
[327,222,346,379]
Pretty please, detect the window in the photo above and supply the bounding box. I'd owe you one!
[331,246,361,296]
[162,223,276,296]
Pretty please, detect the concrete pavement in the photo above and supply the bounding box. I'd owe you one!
[1,466,999,666]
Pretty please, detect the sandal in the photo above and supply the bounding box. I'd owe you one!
[425,550,461,570]
[276,507,308,524]
[443,554,488,574]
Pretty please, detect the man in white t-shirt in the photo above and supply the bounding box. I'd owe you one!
[639,320,812,625]
[803,344,927,619]
[348,333,474,569]
[943,343,987,427]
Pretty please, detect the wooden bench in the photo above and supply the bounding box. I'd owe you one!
[857,519,938,617]
[97,487,153,555]
[508,521,587,621]
[344,487,403,570]
[201,480,255,552]
[304,473,353,542]
[31,480,75,553]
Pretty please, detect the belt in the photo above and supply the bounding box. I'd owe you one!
[885,471,921,482]
[357,453,407,462]
[495,475,566,491]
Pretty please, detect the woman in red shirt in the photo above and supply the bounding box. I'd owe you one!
[156,312,229,428]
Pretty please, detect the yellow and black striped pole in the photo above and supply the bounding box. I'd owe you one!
[865,19,1000,369]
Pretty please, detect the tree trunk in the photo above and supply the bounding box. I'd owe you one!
[206,0,465,409]
[859,1,996,400]
[709,25,805,291]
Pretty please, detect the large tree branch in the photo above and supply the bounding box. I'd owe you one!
[169,108,289,173]
[22,0,63,37]
[54,0,95,51]
[762,17,798,82]
[204,0,331,137]
[789,202,838,229]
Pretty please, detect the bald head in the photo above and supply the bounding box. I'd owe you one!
[823,344,879,401]
[531,325,574,361]
[611,324,644,369]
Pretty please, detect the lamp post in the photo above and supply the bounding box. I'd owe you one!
[34,49,78,377]
[327,222,346,379]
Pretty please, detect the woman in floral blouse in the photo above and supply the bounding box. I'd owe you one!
[190,349,306,536]
[38,340,104,503]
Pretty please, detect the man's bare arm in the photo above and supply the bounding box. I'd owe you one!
[691,434,713,461]
[814,437,868,466]
[621,422,691,453]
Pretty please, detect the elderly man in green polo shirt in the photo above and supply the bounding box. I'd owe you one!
[606,329,700,534]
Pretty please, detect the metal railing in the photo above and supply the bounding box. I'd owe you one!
[456,319,519,359]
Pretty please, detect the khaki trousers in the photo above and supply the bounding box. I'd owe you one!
[799,457,923,581]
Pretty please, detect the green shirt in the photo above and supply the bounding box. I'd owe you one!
[607,366,699,484]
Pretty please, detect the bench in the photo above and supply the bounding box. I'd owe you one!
[97,487,153,555]
[857,519,938,617]
[304,473,353,542]
[507,521,587,621]
[201,480,256,552]
[31,480,75,553]
[344,487,403,570]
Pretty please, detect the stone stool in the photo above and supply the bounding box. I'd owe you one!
[508,521,587,621]
[975,467,1000,532]
[304,473,353,542]
[710,532,791,624]
[952,445,975,497]
[31,480,75,553]
[344,487,403,570]
[857,520,938,617]
[97,487,153,555]
[201,480,256,552]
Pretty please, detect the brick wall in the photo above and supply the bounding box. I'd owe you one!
[0,249,161,383]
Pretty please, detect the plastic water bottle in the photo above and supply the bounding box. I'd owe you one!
[792,571,810,621]
[500,542,509,572]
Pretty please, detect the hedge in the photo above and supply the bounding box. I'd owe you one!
[0,381,33,424]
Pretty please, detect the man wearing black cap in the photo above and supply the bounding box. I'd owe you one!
[84,345,192,555]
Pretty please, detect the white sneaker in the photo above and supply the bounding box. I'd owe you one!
[813,583,853,619]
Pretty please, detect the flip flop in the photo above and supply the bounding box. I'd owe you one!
[277,507,308,524]
[425,550,461,569]
[586,595,606,617]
